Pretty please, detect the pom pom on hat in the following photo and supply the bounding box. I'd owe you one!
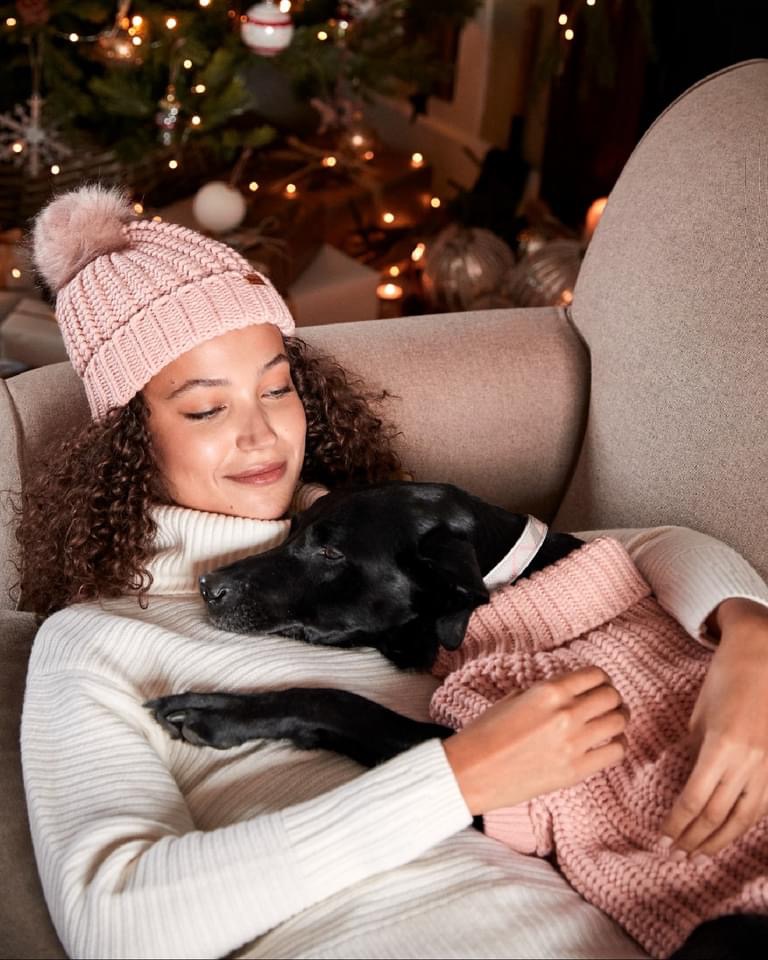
[32,183,134,293]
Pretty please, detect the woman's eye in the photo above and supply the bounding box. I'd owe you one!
[265,386,293,399]
[319,546,344,561]
[184,406,224,421]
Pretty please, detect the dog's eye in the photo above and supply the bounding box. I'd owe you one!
[319,546,344,561]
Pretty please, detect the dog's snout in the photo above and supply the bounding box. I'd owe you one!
[199,573,230,606]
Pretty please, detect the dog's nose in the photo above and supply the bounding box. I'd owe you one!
[199,572,230,606]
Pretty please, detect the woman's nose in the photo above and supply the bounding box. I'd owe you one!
[236,405,277,450]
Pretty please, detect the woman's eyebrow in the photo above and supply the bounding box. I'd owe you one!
[165,353,289,400]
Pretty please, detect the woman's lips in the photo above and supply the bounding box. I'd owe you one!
[227,462,287,485]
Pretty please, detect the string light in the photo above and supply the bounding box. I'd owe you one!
[132,16,143,27]
[411,242,426,263]
[279,0,292,11]
[6,17,17,27]
[11,142,23,153]
[69,33,79,42]
[133,202,144,214]
[191,115,201,125]
[317,30,328,40]
[587,0,596,5]
[388,265,400,277]
[132,36,142,46]
[50,164,60,174]
[410,152,424,168]
[152,215,163,222]
[322,155,337,167]
[168,159,178,169]
[382,211,395,224]
[565,28,574,40]
[284,182,298,197]
[11,268,21,279]
[559,14,568,25]
[165,17,178,30]
[248,181,259,191]
[194,83,206,93]
[363,150,374,160]
[200,0,212,6]
[429,196,441,209]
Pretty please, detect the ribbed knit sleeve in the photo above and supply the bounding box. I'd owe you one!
[22,663,471,960]
[576,525,768,648]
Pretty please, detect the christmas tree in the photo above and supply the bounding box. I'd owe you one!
[0,1,479,201]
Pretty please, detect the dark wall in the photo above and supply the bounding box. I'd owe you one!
[540,0,768,230]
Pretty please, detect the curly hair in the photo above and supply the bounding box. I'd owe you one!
[12,335,406,619]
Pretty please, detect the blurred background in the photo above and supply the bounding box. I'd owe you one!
[1,0,766,371]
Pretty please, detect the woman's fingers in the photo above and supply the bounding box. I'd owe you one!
[693,780,767,856]
[555,665,613,699]
[572,681,623,724]
[670,775,750,853]
[660,738,725,842]
[578,705,628,750]
[578,734,628,779]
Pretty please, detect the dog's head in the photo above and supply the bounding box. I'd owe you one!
[199,481,494,669]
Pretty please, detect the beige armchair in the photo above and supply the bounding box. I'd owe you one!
[2,59,766,958]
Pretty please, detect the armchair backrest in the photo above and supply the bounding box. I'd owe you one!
[554,59,768,582]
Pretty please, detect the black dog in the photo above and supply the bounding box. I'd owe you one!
[146,481,768,959]
[145,483,768,960]
[147,481,582,764]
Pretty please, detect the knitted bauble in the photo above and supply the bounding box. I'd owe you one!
[31,183,295,419]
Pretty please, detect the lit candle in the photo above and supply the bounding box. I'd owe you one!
[584,196,608,243]
[376,282,403,301]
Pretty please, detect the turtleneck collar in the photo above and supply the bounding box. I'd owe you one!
[146,504,292,596]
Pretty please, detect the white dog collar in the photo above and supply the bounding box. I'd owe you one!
[482,515,549,591]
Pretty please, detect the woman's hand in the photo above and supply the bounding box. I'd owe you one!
[661,598,768,857]
[442,666,627,815]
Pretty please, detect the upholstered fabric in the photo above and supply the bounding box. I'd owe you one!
[554,59,768,583]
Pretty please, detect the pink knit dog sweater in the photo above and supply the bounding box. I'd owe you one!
[431,537,768,958]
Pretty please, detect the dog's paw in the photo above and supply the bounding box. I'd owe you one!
[144,694,247,750]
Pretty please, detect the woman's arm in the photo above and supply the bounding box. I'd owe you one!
[577,525,768,857]
[661,597,768,857]
[21,664,472,960]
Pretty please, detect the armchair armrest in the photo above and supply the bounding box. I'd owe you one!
[0,610,66,958]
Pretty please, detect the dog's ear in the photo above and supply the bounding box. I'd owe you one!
[410,525,490,650]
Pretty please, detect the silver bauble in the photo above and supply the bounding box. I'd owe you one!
[422,225,515,311]
[503,239,584,308]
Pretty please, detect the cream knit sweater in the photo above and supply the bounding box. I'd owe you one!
[21,499,768,960]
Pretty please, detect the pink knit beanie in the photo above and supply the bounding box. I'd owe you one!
[31,183,295,419]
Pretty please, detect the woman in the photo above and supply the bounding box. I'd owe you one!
[16,185,768,959]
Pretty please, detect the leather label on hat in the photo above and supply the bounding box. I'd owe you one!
[245,272,265,285]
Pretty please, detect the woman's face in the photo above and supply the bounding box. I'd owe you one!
[143,323,306,520]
